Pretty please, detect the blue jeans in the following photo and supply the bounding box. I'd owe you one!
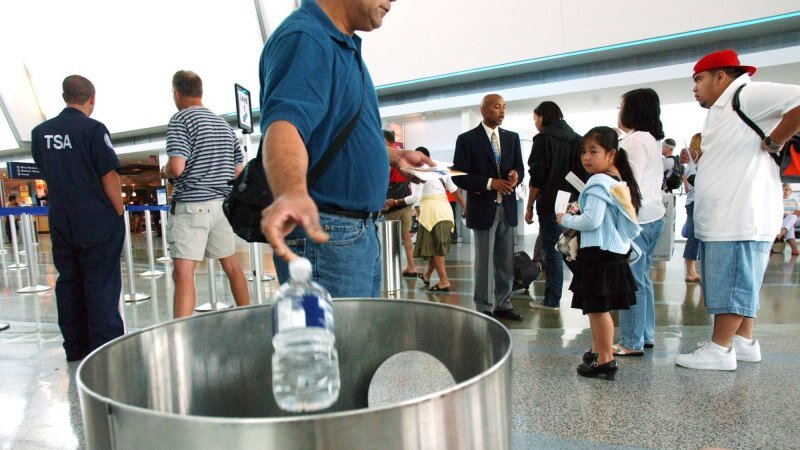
[682,203,701,260]
[538,213,563,307]
[619,217,665,350]
[700,241,770,318]
[273,213,382,298]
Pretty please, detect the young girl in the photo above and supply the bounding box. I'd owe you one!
[557,126,642,380]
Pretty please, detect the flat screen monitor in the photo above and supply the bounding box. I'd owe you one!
[234,83,253,134]
[155,187,167,206]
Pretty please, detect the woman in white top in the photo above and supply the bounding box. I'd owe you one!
[614,88,667,356]
[407,147,466,291]
[778,183,799,255]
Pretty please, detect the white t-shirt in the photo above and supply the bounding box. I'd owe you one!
[619,131,666,224]
[407,176,458,204]
[694,74,800,242]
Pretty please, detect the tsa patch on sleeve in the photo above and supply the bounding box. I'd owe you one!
[104,133,114,149]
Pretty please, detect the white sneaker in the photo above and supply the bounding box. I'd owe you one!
[528,300,559,311]
[675,341,737,371]
[733,336,761,362]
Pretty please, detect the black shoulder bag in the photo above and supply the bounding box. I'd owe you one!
[223,57,365,243]
[732,83,782,167]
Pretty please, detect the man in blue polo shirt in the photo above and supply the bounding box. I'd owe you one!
[259,0,431,297]
[31,75,125,361]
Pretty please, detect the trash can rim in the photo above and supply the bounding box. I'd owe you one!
[77,299,512,424]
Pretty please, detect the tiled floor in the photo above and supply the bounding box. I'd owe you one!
[1,232,799,449]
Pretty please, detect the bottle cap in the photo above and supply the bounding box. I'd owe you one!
[288,257,312,282]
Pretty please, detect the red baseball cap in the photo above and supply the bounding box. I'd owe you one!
[693,49,756,77]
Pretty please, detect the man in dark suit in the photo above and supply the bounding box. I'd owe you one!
[452,94,525,320]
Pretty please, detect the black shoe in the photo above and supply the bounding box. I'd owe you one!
[481,310,494,317]
[577,359,618,380]
[493,309,523,321]
[583,349,598,364]
[644,342,655,349]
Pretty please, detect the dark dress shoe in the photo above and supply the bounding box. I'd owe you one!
[577,359,618,380]
[583,349,598,364]
[644,342,655,349]
[493,309,523,321]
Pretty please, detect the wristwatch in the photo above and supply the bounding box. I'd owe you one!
[764,136,782,152]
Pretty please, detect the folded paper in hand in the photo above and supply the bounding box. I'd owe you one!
[404,160,466,182]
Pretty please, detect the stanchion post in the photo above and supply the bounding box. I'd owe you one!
[29,215,38,246]
[157,209,170,263]
[17,214,50,293]
[249,243,264,305]
[7,215,26,270]
[195,258,231,312]
[123,210,150,302]
[0,216,7,254]
[140,210,164,278]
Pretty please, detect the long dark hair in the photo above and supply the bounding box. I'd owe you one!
[533,101,563,128]
[582,126,642,212]
[620,88,664,140]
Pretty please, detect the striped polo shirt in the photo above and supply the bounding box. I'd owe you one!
[166,106,244,202]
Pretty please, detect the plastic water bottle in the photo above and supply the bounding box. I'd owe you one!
[271,258,340,412]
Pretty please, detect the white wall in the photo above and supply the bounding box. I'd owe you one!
[363,0,799,87]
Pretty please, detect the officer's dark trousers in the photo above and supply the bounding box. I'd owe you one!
[51,215,125,360]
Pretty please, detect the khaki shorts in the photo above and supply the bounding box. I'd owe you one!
[383,205,412,232]
[166,199,236,261]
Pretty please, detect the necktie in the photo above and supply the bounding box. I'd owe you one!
[491,131,502,202]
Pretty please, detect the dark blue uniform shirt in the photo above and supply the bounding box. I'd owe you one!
[31,107,121,243]
[259,0,389,213]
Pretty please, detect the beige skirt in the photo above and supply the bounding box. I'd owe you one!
[413,221,453,257]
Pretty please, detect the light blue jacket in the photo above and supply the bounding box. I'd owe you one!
[560,174,641,256]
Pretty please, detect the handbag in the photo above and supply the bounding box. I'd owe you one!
[223,58,365,242]
[384,181,411,213]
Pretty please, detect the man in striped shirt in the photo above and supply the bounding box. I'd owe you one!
[162,70,249,318]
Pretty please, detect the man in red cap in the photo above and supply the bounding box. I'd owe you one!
[675,49,800,371]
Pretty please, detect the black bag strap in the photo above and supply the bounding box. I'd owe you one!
[732,84,765,140]
[732,84,781,166]
[256,51,365,188]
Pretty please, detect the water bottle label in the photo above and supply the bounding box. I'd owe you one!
[272,295,326,335]
[302,295,326,329]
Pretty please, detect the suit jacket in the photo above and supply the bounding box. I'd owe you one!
[452,124,524,230]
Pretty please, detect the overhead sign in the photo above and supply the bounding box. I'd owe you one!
[6,162,42,179]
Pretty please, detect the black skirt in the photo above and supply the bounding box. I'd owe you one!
[569,246,637,314]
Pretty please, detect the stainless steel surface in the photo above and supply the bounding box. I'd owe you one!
[123,211,149,302]
[140,210,164,278]
[78,300,512,449]
[16,214,50,293]
[379,219,402,293]
[7,214,26,270]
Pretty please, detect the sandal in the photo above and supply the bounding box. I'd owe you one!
[417,273,430,285]
[612,343,644,357]
[429,284,450,292]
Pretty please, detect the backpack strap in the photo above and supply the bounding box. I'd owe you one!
[732,84,781,166]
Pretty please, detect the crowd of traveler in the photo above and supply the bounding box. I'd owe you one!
[25,0,799,383]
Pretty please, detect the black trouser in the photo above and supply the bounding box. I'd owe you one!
[50,212,125,360]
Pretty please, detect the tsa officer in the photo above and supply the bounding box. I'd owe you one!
[31,75,125,361]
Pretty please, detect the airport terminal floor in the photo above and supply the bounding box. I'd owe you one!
[1,232,799,449]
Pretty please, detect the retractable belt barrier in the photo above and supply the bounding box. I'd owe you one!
[17,214,51,293]
[195,258,231,312]
[126,206,168,278]
[122,210,150,302]
[0,207,43,271]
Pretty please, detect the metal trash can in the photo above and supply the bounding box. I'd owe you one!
[77,300,512,449]
[378,219,403,293]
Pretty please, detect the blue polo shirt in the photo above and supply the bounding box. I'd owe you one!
[259,0,388,213]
